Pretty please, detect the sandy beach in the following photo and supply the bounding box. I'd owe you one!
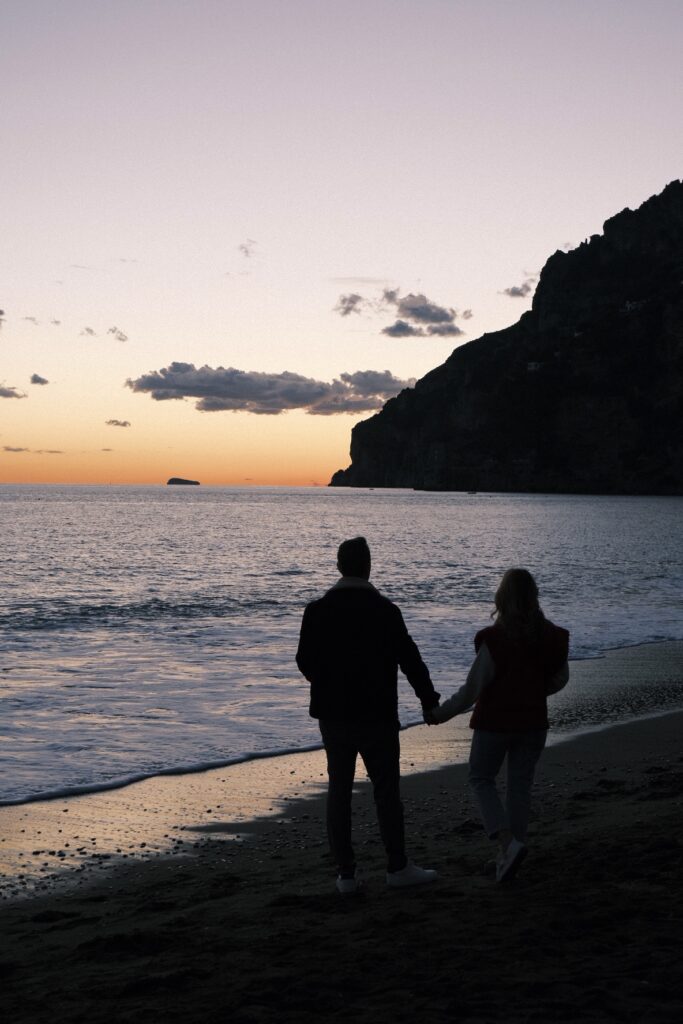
[2,677,683,1022]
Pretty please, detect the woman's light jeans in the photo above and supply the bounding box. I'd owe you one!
[468,728,547,841]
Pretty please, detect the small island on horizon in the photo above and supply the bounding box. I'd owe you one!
[166,477,200,486]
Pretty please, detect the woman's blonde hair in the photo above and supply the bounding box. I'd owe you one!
[492,568,544,640]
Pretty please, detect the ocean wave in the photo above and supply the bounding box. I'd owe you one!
[0,595,289,632]
[2,641,682,807]
[0,713,442,806]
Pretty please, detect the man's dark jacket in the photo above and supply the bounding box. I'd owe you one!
[296,578,440,724]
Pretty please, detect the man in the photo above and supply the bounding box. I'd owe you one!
[296,536,440,893]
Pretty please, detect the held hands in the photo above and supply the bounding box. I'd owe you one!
[423,703,442,726]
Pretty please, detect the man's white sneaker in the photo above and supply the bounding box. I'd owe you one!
[386,861,437,888]
[336,874,362,895]
[496,838,527,883]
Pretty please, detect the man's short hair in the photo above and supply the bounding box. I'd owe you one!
[337,536,371,577]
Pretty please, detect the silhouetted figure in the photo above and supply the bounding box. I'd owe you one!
[296,536,440,893]
[427,568,569,882]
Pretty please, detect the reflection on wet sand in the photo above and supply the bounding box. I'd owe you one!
[1,640,681,899]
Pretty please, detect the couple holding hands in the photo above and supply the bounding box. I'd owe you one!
[296,536,569,893]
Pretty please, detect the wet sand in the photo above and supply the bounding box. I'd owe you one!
[3,640,682,900]
[2,701,683,1021]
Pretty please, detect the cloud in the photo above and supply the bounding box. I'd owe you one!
[332,284,470,339]
[0,309,4,328]
[334,293,366,317]
[462,309,473,320]
[238,239,257,258]
[503,283,532,298]
[381,319,464,338]
[81,327,97,336]
[2,445,62,454]
[126,362,412,415]
[0,384,27,399]
[30,374,49,385]
[101,448,114,452]
[105,419,131,427]
[379,288,467,338]
[339,369,416,394]
[22,316,39,325]
[107,326,129,342]
[51,319,61,325]
[425,323,465,337]
[382,320,425,337]
[502,278,535,298]
[384,290,456,325]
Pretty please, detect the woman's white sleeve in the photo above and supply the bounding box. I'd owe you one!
[435,644,495,722]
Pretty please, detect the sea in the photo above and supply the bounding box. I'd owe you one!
[1,485,682,807]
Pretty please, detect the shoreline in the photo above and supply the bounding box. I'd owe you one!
[2,636,682,812]
[1,639,682,903]
[2,708,683,1022]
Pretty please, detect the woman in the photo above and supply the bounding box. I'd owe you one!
[428,568,569,882]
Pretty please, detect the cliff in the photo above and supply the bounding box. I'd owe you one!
[330,181,683,494]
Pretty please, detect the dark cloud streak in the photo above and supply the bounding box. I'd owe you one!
[382,320,424,337]
[334,285,470,339]
[334,293,366,316]
[238,239,257,259]
[426,323,464,336]
[502,277,536,298]
[0,384,27,399]
[382,320,463,338]
[126,362,412,416]
[2,445,63,454]
[381,288,467,338]
[385,290,456,325]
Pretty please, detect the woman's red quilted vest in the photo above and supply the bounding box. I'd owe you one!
[469,620,569,732]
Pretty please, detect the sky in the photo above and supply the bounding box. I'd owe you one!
[2,0,682,485]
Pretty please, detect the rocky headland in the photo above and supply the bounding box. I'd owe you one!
[331,181,683,494]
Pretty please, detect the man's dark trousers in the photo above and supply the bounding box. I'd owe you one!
[319,719,407,877]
